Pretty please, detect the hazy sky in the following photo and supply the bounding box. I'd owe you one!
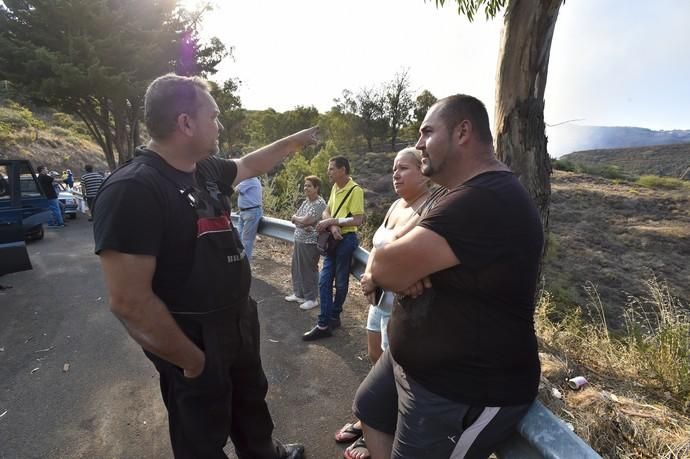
[185,0,690,132]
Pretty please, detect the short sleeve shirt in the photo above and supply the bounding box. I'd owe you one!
[327,178,364,234]
[236,177,263,209]
[294,196,327,244]
[93,148,239,309]
[388,171,544,406]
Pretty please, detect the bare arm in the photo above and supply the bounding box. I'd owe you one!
[315,214,364,232]
[233,126,319,186]
[370,226,460,293]
[99,250,205,377]
[360,246,378,304]
[292,214,319,226]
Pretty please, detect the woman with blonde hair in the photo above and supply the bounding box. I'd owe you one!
[336,147,431,459]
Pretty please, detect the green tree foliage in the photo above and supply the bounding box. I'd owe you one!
[264,141,342,219]
[413,89,437,132]
[175,4,227,76]
[430,0,562,238]
[0,0,227,170]
[243,105,320,153]
[383,69,415,150]
[317,108,362,154]
[309,140,340,198]
[433,0,507,21]
[274,152,311,195]
[209,78,244,157]
[335,88,387,152]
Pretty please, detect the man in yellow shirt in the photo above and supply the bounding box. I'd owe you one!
[303,156,364,340]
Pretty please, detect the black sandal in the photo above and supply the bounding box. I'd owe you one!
[344,436,370,459]
[334,422,363,443]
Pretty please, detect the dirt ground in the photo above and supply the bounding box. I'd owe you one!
[0,220,372,459]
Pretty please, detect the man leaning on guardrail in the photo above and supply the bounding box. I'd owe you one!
[354,95,545,459]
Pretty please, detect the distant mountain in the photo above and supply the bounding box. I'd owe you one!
[546,125,690,157]
[561,143,690,178]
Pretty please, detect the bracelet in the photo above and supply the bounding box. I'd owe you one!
[337,217,352,225]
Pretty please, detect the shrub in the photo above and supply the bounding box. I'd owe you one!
[551,158,578,172]
[0,101,45,130]
[273,152,312,197]
[52,112,91,138]
[309,140,339,197]
[588,164,631,180]
[537,277,690,411]
[636,175,690,190]
[262,175,300,220]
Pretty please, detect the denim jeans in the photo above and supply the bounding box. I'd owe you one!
[47,198,64,226]
[238,207,263,261]
[318,232,358,327]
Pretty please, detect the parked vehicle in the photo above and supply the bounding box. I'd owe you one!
[57,183,78,219]
[0,160,51,275]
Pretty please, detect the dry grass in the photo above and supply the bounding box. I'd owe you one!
[637,175,690,191]
[256,238,690,458]
[536,279,690,458]
[544,171,690,325]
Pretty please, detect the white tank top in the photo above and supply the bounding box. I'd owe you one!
[371,205,400,312]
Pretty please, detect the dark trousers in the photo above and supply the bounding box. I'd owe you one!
[145,299,279,459]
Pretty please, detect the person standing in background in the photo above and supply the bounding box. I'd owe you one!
[302,156,364,341]
[81,164,105,222]
[36,166,64,228]
[286,175,327,311]
[64,169,74,189]
[236,176,263,261]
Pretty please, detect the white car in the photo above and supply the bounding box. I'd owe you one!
[56,183,78,219]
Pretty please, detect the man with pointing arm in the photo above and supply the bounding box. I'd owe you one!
[94,73,318,459]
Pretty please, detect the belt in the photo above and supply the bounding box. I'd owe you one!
[239,205,261,211]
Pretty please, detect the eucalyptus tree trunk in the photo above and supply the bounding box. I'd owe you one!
[494,0,562,234]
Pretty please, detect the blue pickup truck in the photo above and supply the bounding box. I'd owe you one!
[0,159,52,276]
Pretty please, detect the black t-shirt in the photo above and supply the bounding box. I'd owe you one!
[388,171,544,406]
[93,148,239,309]
[38,174,57,199]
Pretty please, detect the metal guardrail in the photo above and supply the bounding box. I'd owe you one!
[238,214,601,459]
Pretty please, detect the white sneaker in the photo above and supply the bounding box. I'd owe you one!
[299,300,319,310]
[285,294,304,303]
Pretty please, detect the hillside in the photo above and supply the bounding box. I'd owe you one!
[5,99,688,323]
[547,124,690,157]
[4,103,690,456]
[544,170,689,323]
[350,153,689,325]
[561,143,690,179]
[0,100,108,173]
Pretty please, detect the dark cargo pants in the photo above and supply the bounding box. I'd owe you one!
[145,299,279,459]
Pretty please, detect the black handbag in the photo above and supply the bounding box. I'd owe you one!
[316,185,359,256]
[317,231,339,256]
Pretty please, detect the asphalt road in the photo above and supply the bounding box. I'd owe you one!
[0,215,371,458]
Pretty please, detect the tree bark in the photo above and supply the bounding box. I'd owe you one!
[494,0,562,235]
[73,99,117,171]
